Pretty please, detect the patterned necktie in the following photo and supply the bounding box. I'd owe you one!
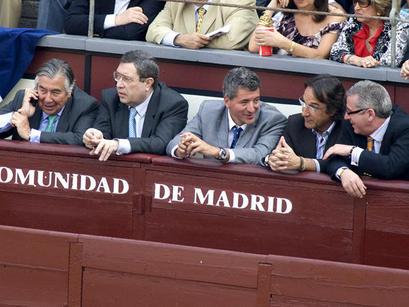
[129,107,137,138]
[367,136,374,152]
[45,115,57,132]
[196,7,207,32]
[230,126,243,149]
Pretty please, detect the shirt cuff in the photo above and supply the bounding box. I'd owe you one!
[29,129,41,143]
[104,14,116,30]
[116,138,131,155]
[351,147,364,166]
[227,149,235,163]
[313,159,320,173]
[162,31,180,47]
[171,145,184,159]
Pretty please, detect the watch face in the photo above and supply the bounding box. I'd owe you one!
[218,148,227,160]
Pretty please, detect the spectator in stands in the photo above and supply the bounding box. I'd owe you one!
[166,67,287,165]
[0,0,22,28]
[266,74,345,173]
[330,0,409,67]
[145,0,258,50]
[0,58,98,145]
[64,0,164,40]
[83,50,188,161]
[323,80,409,198]
[37,0,73,32]
[248,0,345,58]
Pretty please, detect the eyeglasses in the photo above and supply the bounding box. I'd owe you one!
[299,97,322,112]
[353,0,371,8]
[345,108,369,116]
[113,71,135,84]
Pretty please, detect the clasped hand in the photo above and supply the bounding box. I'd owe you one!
[175,132,218,159]
[83,128,118,161]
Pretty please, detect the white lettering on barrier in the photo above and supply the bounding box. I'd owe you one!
[154,183,293,214]
[0,166,129,195]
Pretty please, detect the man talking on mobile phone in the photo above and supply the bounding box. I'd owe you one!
[0,58,98,145]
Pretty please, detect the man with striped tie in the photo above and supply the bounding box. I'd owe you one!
[324,80,409,198]
[0,58,98,145]
[166,67,286,165]
[83,50,188,161]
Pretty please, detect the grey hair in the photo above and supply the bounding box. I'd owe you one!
[34,58,75,94]
[223,67,260,99]
[346,80,392,118]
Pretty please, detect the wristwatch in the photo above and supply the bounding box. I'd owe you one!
[263,154,270,167]
[216,148,228,161]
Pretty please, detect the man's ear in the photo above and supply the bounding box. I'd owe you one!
[223,96,229,108]
[145,77,155,91]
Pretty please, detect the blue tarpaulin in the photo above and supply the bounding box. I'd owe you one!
[0,27,56,98]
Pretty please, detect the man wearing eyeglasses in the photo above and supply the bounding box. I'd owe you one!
[0,58,98,145]
[82,50,188,161]
[266,74,345,174]
[323,80,409,198]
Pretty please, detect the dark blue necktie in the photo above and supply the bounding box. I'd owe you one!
[230,126,243,149]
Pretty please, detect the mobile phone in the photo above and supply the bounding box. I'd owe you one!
[30,97,39,106]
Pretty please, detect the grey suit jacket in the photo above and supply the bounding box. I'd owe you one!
[166,100,287,165]
[0,87,99,145]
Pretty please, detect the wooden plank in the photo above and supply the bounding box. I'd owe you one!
[266,255,409,306]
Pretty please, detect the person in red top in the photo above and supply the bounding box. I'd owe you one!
[329,0,406,68]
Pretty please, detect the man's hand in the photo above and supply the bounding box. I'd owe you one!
[174,33,211,49]
[323,144,354,160]
[11,112,31,140]
[19,89,37,118]
[340,168,367,198]
[178,132,219,158]
[268,136,300,171]
[175,132,192,158]
[90,139,119,161]
[83,128,103,150]
[115,7,148,26]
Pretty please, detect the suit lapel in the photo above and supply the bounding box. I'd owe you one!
[183,4,196,34]
[56,97,73,132]
[29,107,43,130]
[141,87,160,137]
[200,3,217,34]
[217,108,229,147]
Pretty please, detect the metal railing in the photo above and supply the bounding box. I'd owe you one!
[86,0,408,68]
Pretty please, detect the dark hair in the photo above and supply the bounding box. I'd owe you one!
[120,50,159,86]
[288,0,328,22]
[305,74,345,120]
[35,58,75,93]
[223,67,260,99]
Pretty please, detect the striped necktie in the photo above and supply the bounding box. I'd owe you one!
[129,107,137,138]
[196,7,206,32]
[45,115,57,132]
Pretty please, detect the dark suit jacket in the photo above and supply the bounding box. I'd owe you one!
[283,113,342,173]
[0,87,99,145]
[327,106,409,180]
[94,82,188,154]
[64,0,164,40]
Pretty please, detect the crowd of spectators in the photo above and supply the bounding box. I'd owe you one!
[1,0,409,199]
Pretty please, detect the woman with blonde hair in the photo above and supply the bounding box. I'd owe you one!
[249,0,345,58]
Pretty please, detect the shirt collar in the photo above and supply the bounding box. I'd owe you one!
[312,121,336,138]
[370,116,391,143]
[227,109,247,131]
[130,91,153,118]
[41,106,65,120]
[195,0,212,11]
